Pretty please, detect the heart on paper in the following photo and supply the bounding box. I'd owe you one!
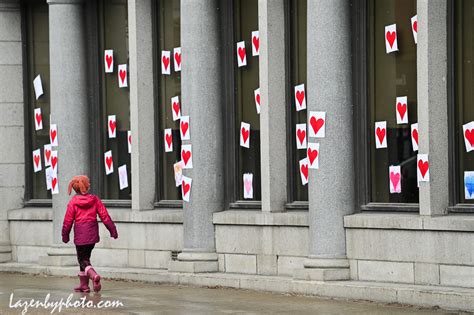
[182,150,191,165]
[297,129,306,145]
[174,52,181,68]
[45,149,51,161]
[162,56,170,70]
[397,102,407,120]
[413,21,417,33]
[390,172,400,190]
[106,55,113,69]
[296,91,305,107]
[301,163,308,180]
[35,113,42,126]
[308,148,318,165]
[412,129,419,145]
[252,36,259,53]
[34,154,40,167]
[119,70,126,84]
[106,156,113,170]
[241,127,249,143]
[238,47,246,63]
[256,93,260,106]
[183,182,190,196]
[376,127,386,144]
[386,31,396,48]
[109,120,116,134]
[51,156,58,169]
[310,117,324,135]
[244,178,252,194]
[418,160,429,178]
[181,121,189,137]
[465,129,474,147]
[50,130,57,143]
[173,102,180,116]
[165,133,172,148]
[52,178,57,190]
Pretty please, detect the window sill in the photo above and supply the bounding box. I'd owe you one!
[213,210,308,227]
[344,212,474,232]
[154,200,183,209]
[8,207,183,224]
[285,201,309,211]
[360,203,419,212]
[448,204,474,214]
[24,199,52,207]
[229,201,261,210]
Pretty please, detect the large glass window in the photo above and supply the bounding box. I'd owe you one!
[234,0,261,201]
[155,0,181,203]
[455,0,474,206]
[98,0,131,200]
[367,0,418,203]
[288,0,307,203]
[24,1,51,201]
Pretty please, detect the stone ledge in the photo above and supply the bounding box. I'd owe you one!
[8,208,183,224]
[213,210,308,226]
[344,213,474,232]
[0,263,473,312]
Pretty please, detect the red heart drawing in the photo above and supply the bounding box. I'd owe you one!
[106,156,113,170]
[119,69,126,84]
[310,117,324,135]
[238,47,246,63]
[390,172,400,190]
[308,148,318,165]
[386,31,397,48]
[173,102,180,117]
[412,129,419,145]
[300,163,308,180]
[35,113,42,126]
[182,182,190,196]
[296,90,305,106]
[182,150,191,165]
[297,129,306,145]
[128,135,132,145]
[418,160,429,178]
[50,130,57,143]
[45,149,51,162]
[397,102,407,120]
[256,93,260,106]
[52,178,57,190]
[413,21,417,33]
[51,156,57,169]
[165,133,172,148]
[105,54,113,69]
[252,36,259,53]
[34,155,40,167]
[244,179,252,194]
[241,127,249,144]
[174,52,181,67]
[376,127,386,144]
[109,120,116,134]
[162,56,170,70]
[181,121,189,136]
[465,129,474,147]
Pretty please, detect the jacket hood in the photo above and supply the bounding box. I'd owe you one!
[71,194,96,209]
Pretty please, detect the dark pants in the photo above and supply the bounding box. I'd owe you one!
[76,244,95,271]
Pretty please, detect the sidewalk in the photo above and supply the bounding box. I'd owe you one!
[0,263,473,312]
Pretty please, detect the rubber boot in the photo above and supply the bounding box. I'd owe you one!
[73,272,90,292]
[85,266,101,293]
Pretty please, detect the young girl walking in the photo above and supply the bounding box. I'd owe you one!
[62,175,118,293]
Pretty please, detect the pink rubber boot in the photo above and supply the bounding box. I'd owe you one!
[74,272,90,292]
[85,266,101,292]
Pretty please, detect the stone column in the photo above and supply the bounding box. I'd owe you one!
[168,0,223,273]
[417,0,448,216]
[128,0,156,211]
[259,0,287,212]
[294,0,353,281]
[0,0,23,263]
[39,0,89,266]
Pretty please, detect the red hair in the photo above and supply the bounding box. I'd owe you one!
[68,175,90,195]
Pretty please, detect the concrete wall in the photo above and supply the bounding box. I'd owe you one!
[0,1,23,263]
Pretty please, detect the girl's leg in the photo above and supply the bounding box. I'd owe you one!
[81,244,95,270]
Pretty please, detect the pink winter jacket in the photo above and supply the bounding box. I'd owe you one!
[62,194,118,245]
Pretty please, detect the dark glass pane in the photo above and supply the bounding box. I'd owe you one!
[156,0,181,201]
[99,0,131,200]
[234,0,261,201]
[289,0,308,202]
[455,0,474,204]
[26,2,51,200]
[368,0,418,203]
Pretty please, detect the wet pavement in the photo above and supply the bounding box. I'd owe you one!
[0,272,463,314]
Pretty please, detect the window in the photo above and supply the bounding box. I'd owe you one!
[355,0,418,209]
[232,0,261,203]
[24,0,51,202]
[454,0,474,209]
[287,0,307,204]
[154,0,182,204]
[97,0,131,200]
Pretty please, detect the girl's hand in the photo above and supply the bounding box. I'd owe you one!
[62,235,69,243]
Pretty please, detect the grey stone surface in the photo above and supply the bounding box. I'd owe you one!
[277,256,305,276]
[258,0,287,212]
[213,210,309,226]
[0,103,23,126]
[179,0,223,253]
[349,259,358,280]
[0,42,21,65]
[415,262,440,285]
[168,261,218,273]
[417,0,449,216]
[358,260,415,284]
[47,1,89,250]
[225,254,257,274]
[0,164,24,187]
[10,221,52,246]
[0,10,21,41]
[14,246,49,263]
[0,127,23,163]
[144,250,171,269]
[257,254,277,275]
[0,66,22,103]
[293,268,351,281]
[306,0,354,260]
[440,265,474,288]
[128,0,156,210]
[128,249,145,268]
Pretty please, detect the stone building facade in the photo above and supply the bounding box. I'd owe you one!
[0,0,474,311]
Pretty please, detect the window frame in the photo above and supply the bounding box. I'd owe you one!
[351,0,419,212]
[152,0,183,209]
[220,0,261,210]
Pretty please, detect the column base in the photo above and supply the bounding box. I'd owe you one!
[293,257,350,281]
[39,245,77,266]
[168,251,218,273]
[0,244,12,263]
